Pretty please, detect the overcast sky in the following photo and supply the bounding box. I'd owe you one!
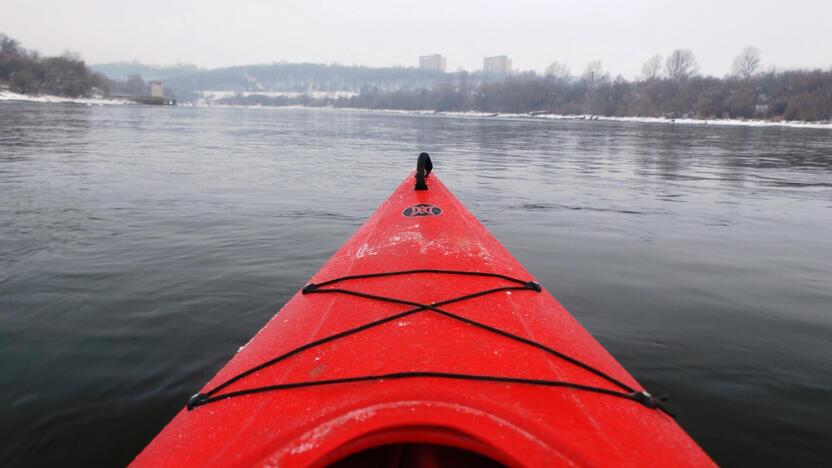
[3,0,831,77]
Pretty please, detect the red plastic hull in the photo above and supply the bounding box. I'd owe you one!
[132,171,713,467]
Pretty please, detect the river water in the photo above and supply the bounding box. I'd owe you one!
[1,102,830,466]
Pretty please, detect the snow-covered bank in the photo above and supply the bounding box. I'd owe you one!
[5,91,829,130]
[194,103,832,130]
[198,90,357,101]
[533,113,832,130]
[194,90,357,107]
[339,107,832,130]
[0,90,131,106]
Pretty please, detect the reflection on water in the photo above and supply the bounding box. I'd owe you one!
[1,102,831,466]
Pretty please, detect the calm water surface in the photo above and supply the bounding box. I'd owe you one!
[1,102,831,466]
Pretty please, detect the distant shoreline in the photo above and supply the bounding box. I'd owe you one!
[344,107,832,130]
[0,89,131,106]
[4,90,831,130]
[190,103,832,130]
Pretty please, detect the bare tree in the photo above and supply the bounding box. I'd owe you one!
[545,61,571,81]
[665,49,699,81]
[124,74,146,96]
[0,34,20,54]
[61,50,82,61]
[732,46,762,80]
[640,54,662,80]
[582,60,609,86]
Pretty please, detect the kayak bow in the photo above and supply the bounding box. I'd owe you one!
[132,153,713,467]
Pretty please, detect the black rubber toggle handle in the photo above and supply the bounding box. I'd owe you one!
[415,152,433,191]
[187,393,205,410]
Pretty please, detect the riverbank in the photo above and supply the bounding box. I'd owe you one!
[190,102,832,130]
[4,91,830,130]
[0,89,131,106]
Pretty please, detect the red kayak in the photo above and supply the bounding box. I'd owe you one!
[132,154,713,467]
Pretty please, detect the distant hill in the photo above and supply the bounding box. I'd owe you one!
[92,62,446,100]
[90,62,201,81]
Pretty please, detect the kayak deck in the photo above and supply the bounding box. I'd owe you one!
[132,157,713,467]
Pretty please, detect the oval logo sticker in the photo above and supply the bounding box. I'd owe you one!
[402,204,442,217]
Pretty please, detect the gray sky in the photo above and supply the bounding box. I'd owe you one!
[3,0,831,77]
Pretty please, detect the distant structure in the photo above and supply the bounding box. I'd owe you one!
[149,81,164,98]
[419,54,447,72]
[483,56,512,75]
[116,80,175,105]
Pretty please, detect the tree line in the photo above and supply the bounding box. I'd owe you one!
[0,34,164,98]
[328,48,831,121]
[3,32,830,121]
[0,34,111,97]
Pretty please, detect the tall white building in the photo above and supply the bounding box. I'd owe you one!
[419,54,447,72]
[483,56,512,75]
